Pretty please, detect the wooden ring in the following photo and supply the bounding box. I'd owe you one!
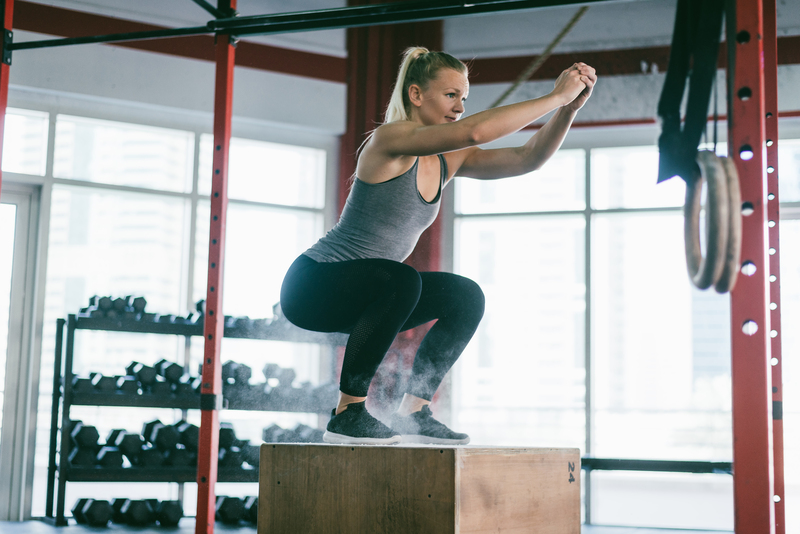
[713,156,742,293]
[684,151,729,290]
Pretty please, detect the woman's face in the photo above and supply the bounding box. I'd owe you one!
[413,68,469,125]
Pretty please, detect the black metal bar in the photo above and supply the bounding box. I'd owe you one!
[581,458,733,475]
[8,25,211,52]
[190,0,227,19]
[55,315,76,526]
[208,0,626,36]
[45,318,65,519]
[10,0,628,50]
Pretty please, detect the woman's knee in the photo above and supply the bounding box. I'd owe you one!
[459,277,486,321]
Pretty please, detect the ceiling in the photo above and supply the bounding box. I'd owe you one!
[22,0,800,59]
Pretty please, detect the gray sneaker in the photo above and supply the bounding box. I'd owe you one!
[323,402,401,445]
[390,406,470,445]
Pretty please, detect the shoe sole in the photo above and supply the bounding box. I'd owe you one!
[322,431,402,445]
[401,435,470,445]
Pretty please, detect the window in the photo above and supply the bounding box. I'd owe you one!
[452,138,800,530]
[54,115,194,192]
[2,108,49,176]
[29,113,331,517]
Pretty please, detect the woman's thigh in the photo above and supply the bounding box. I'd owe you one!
[280,256,422,334]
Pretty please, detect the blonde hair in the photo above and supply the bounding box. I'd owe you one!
[384,47,468,123]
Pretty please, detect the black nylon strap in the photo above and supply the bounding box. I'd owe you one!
[657,0,725,184]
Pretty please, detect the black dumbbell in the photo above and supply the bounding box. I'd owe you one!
[96,446,124,468]
[132,296,147,313]
[91,373,117,392]
[241,443,260,467]
[112,297,130,313]
[218,446,243,467]
[114,432,144,461]
[195,299,206,315]
[96,296,113,312]
[126,362,157,386]
[215,496,245,525]
[121,499,155,526]
[155,358,184,384]
[294,424,323,443]
[219,422,237,449]
[68,448,96,466]
[156,500,184,527]
[142,420,164,443]
[70,497,90,523]
[174,375,201,396]
[145,424,181,451]
[111,498,128,524]
[70,422,100,450]
[175,421,199,450]
[116,376,139,394]
[164,444,195,467]
[148,377,172,396]
[262,363,280,382]
[277,368,296,388]
[262,424,284,443]
[70,375,93,392]
[244,496,258,524]
[136,444,166,467]
[72,498,113,527]
[106,429,125,446]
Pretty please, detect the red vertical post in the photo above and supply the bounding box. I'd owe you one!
[763,0,785,531]
[0,0,16,195]
[728,0,776,531]
[196,2,236,533]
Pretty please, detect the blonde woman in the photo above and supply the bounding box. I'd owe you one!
[280,47,596,445]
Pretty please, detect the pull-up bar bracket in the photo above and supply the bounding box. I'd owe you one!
[3,30,12,65]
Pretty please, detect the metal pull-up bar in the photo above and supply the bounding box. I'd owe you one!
[7,0,626,52]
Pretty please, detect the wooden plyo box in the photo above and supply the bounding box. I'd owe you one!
[258,444,580,534]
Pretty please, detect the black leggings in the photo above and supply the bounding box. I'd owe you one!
[279,254,485,400]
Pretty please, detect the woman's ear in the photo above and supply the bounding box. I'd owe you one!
[408,84,423,108]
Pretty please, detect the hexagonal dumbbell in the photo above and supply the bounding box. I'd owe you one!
[215,496,245,525]
[156,500,184,527]
[244,496,258,525]
[121,499,155,526]
[72,499,113,527]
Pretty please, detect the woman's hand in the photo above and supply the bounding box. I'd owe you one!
[561,62,596,112]
[552,63,587,106]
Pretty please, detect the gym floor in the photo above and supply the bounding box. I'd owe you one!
[0,521,732,533]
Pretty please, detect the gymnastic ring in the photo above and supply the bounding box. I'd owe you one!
[684,150,729,290]
[713,156,742,293]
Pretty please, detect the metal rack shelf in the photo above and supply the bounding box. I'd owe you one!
[46,313,344,526]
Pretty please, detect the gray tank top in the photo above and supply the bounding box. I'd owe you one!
[304,154,447,263]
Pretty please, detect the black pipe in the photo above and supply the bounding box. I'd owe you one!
[208,0,623,36]
[8,25,211,51]
[582,458,733,475]
[10,0,627,51]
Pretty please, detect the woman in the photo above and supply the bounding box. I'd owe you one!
[280,47,596,445]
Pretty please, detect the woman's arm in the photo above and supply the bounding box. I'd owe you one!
[450,65,596,180]
[370,64,588,159]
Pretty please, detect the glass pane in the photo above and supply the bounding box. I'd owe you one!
[0,203,17,438]
[592,146,686,209]
[592,212,732,461]
[32,186,190,515]
[778,138,800,202]
[54,115,194,192]
[780,219,800,533]
[591,471,733,530]
[193,202,323,316]
[453,215,586,448]
[455,149,585,214]
[198,134,326,208]
[2,109,49,176]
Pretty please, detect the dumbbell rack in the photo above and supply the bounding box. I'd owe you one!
[46,313,347,526]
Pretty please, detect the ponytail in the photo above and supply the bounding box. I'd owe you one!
[384,47,468,124]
